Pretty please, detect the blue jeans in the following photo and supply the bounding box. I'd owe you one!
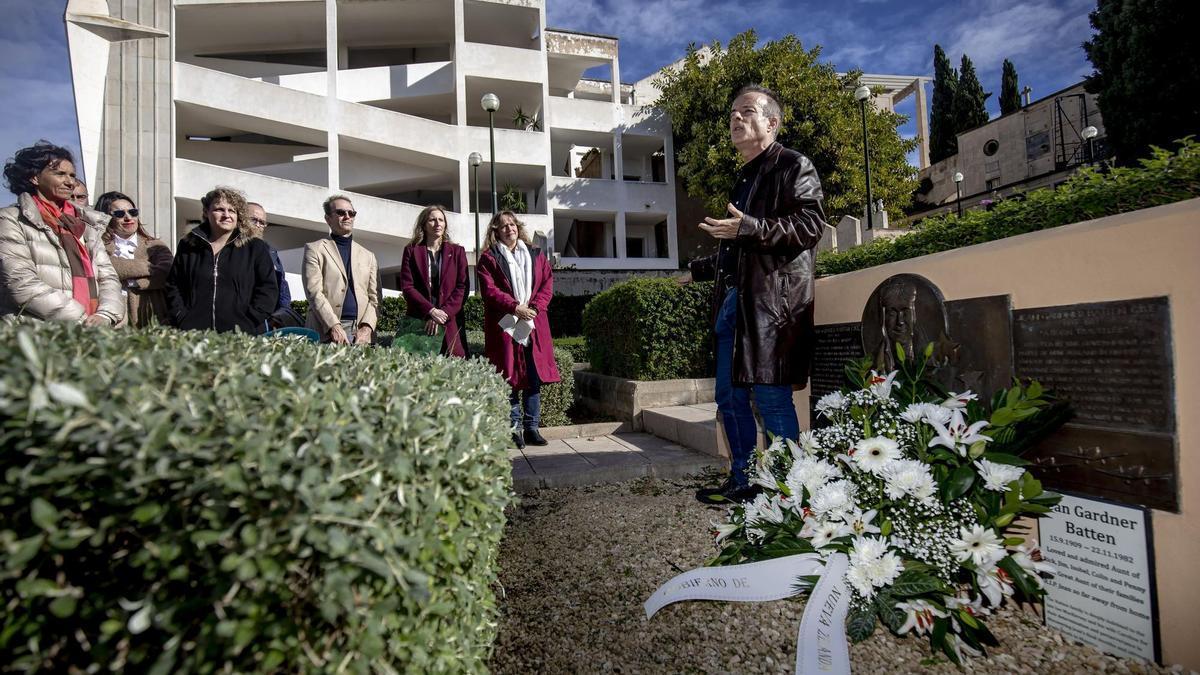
[510,342,542,430]
[715,288,799,485]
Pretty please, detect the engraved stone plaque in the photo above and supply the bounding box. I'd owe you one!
[808,322,864,425]
[1013,297,1174,433]
[1025,424,1177,512]
[941,295,1015,403]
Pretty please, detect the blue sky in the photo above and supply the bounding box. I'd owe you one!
[1,0,1097,200]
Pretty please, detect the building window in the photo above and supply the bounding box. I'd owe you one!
[983,139,999,156]
[986,177,1000,191]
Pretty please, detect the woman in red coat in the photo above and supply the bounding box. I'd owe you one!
[399,204,469,357]
[477,211,560,448]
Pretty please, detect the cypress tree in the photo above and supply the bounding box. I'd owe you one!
[929,44,958,164]
[1000,59,1020,115]
[954,54,991,132]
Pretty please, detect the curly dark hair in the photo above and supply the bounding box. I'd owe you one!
[2,140,75,196]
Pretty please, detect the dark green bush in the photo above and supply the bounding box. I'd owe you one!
[546,294,594,337]
[0,322,512,673]
[553,336,588,363]
[583,278,714,380]
[539,348,576,428]
[816,138,1200,277]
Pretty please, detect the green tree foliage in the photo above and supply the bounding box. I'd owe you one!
[930,45,959,164]
[1084,0,1200,165]
[954,55,991,133]
[1000,59,1021,115]
[654,31,918,221]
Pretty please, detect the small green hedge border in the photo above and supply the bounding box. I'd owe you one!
[816,138,1200,277]
[293,294,594,339]
[553,336,588,364]
[0,322,512,673]
[582,278,713,380]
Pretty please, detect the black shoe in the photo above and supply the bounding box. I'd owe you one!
[512,432,525,449]
[695,477,760,505]
[524,428,548,446]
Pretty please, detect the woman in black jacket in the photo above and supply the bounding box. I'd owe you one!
[165,187,278,333]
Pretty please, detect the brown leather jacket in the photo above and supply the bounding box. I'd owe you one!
[689,142,826,387]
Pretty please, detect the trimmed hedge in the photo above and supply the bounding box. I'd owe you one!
[0,322,512,673]
[553,336,588,364]
[293,293,593,339]
[582,278,714,380]
[539,348,576,428]
[816,138,1200,277]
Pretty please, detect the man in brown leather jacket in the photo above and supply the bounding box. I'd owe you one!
[687,84,827,504]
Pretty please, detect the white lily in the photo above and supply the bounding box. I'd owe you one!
[711,519,740,544]
[895,599,948,636]
[928,409,992,456]
[867,370,899,401]
[843,508,881,537]
[1010,540,1056,578]
[976,563,1015,606]
[941,391,978,409]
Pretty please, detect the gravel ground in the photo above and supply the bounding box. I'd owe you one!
[491,475,1179,674]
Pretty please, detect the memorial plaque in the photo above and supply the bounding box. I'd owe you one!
[1041,493,1160,663]
[941,295,1015,402]
[1013,297,1174,433]
[1026,424,1177,511]
[809,322,864,425]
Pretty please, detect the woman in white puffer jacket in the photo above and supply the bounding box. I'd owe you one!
[0,141,124,325]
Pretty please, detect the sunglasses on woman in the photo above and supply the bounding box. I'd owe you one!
[110,209,139,219]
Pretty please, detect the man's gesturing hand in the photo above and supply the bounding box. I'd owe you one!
[699,203,745,240]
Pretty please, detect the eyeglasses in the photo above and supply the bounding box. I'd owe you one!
[333,209,357,218]
[249,217,267,227]
[110,209,139,219]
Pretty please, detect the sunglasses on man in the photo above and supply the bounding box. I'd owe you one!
[110,209,139,219]
[333,208,357,218]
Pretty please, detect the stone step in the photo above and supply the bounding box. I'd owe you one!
[642,403,729,459]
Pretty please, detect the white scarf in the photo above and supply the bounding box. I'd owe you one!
[113,232,138,260]
[497,241,535,345]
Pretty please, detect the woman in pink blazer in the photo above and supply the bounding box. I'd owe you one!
[477,211,560,448]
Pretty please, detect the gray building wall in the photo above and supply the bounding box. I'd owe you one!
[98,0,174,244]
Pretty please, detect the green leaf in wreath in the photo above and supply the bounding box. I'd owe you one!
[875,593,907,633]
[941,465,975,503]
[889,570,951,597]
[981,452,1029,466]
[845,604,877,643]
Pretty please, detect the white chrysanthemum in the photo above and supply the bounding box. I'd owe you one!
[921,403,953,426]
[796,431,821,457]
[849,535,889,566]
[808,479,856,520]
[846,536,903,598]
[899,404,926,424]
[744,492,785,525]
[950,524,1005,568]
[852,437,902,476]
[845,563,875,597]
[815,391,847,416]
[785,456,840,501]
[872,551,904,586]
[867,370,899,400]
[882,459,937,503]
[974,459,1025,491]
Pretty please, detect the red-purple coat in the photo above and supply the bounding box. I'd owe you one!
[399,242,469,357]
[477,245,560,389]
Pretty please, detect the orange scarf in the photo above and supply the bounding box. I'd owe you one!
[32,193,99,315]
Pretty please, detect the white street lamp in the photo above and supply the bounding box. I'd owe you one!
[854,85,874,229]
[481,94,500,212]
[953,172,964,217]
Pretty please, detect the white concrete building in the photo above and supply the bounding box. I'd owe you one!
[66,0,679,296]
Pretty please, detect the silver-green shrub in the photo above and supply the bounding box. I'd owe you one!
[0,322,512,673]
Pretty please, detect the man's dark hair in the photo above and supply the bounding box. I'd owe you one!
[3,140,75,196]
[732,84,783,121]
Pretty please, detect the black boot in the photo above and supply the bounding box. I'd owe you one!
[524,428,548,446]
[512,432,525,449]
[695,477,760,505]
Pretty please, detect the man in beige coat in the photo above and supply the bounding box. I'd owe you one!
[302,195,378,344]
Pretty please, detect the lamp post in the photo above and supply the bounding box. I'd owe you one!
[481,93,500,213]
[469,151,483,295]
[854,84,874,230]
[953,171,964,217]
[1082,125,1098,165]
